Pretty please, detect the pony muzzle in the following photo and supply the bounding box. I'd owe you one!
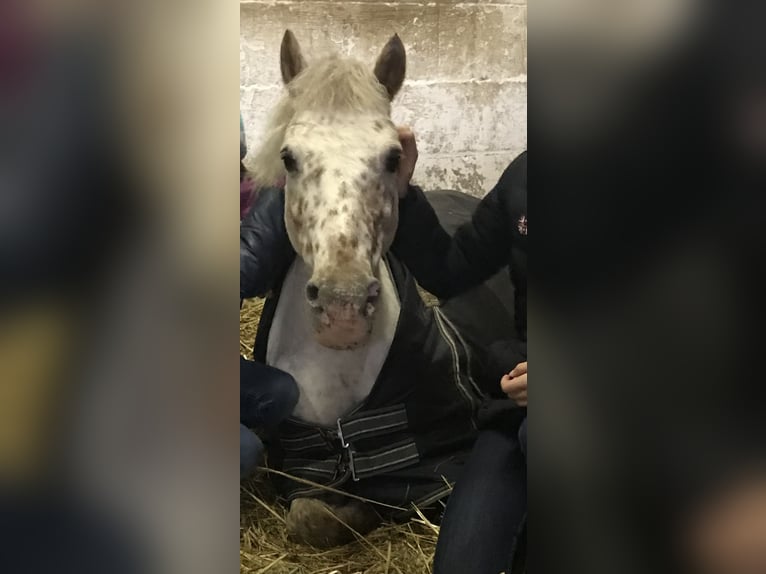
[306,278,381,349]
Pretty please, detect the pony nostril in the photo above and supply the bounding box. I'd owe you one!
[306,283,320,302]
[366,280,381,305]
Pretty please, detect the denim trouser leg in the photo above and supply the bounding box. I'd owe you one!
[518,416,528,458]
[240,424,264,479]
[240,357,299,428]
[240,357,299,478]
[433,426,527,574]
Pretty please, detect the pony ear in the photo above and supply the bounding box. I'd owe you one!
[280,29,306,84]
[374,34,406,100]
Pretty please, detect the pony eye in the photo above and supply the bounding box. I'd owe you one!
[280,148,298,173]
[384,148,401,173]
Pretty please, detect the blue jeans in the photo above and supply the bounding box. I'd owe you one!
[433,419,527,574]
[240,357,299,479]
[518,416,527,457]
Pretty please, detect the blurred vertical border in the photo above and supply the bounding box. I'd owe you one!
[529,1,766,573]
[0,1,240,572]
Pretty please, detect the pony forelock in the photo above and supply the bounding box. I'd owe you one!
[246,54,391,186]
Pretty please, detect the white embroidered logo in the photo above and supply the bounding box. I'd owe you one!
[517,215,528,236]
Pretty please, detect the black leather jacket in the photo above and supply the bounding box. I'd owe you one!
[240,187,295,300]
[392,151,527,339]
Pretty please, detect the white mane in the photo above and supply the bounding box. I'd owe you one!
[246,55,391,186]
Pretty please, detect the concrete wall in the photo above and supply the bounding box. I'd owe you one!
[240,0,527,197]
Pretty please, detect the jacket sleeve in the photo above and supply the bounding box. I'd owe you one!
[240,187,296,300]
[391,171,513,299]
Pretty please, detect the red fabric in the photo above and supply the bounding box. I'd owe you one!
[0,2,39,96]
[240,175,284,220]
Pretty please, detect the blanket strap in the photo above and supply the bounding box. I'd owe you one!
[281,404,419,484]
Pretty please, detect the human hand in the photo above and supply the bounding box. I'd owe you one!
[396,125,418,198]
[501,362,527,406]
